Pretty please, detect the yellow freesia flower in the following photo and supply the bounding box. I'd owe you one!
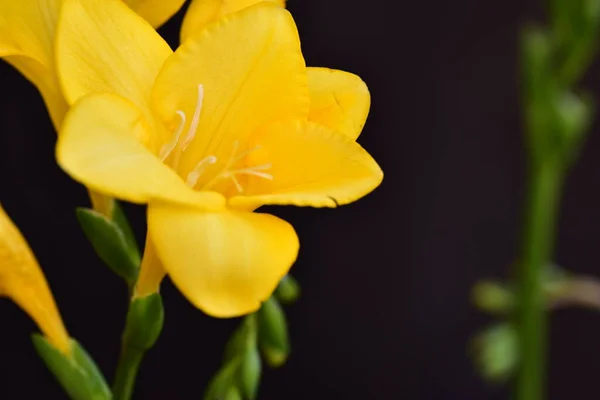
[181,0,371,141]
[0,204,70,355]
[0,0,187,216]
[55,0,383,317]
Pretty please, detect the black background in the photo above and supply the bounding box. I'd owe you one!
[2,0,600,399]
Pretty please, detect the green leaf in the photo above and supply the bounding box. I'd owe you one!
[204,358,243,400]
[123,293,164,350]
[238,348,261,400]
[257,298,290,368]
[32,335,111,400]
[274,275,301,305]
[76,207,140,286]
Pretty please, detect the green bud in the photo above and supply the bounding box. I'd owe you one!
[470,323,518,384]
[76,207,139,286]
[554,90,592,164]
[472,280,514,315]
[32,335,111,400]
[274,275,301,305]
[238,348,261,400]
[204,358,242,400]
[123,294,164,350]
[257,298,290,368]
[521,27,558,161]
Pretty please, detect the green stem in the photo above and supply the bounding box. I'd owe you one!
[112,342,145,400]
[516,162,563,400]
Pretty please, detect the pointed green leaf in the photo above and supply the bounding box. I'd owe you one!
[32,335,111,400]
[76,207,139,285]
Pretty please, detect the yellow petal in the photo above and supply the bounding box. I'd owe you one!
[56,92,225,210]
[307,67,370,140]
[0,0,67,129]
[0,205,70,356]
[148,204,299,317]
[229,119,383,209]
[123,0,187,28]
[180,0,286,43]
[134,238,166,297]
[152,2,309,175]
[56,0,171,125]
[0,0,62,67]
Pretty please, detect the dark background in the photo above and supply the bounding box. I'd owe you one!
[2,0,600,399]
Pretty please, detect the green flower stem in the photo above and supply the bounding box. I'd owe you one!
[516,162,563,400]
[113,343,145,400]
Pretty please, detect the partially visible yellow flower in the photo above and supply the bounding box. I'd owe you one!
[0,204,70,356]
[0,0,187,217]
[0,0,186,130]
[55,0,382,317]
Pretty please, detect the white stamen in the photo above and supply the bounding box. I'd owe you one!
[229,174,244,192]
[201,141,273,192]
[186,155,217,187]
[159,111,186,161]
[181,84,204,151]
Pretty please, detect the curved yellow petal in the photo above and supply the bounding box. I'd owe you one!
[307,67,370,140]
[123,0,187,29]
[152,2,309,176]
[0,0,66,129]
[56,0,171,124]
[56,92,225,210]
[148,205,299,317]
[229,119,383,209]
[180,0,286,43]
[0,0,61,66]
[0,205,70,356]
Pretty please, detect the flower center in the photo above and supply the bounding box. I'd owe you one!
[159,84,273,194]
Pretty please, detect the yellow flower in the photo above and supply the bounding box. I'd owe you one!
[55,0,383,317]
[0,0,188,217]
[0,204,70,355]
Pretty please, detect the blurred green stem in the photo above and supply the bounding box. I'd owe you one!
[516,162,563,400]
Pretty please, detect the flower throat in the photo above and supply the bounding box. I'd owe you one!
[159,84,273,193]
